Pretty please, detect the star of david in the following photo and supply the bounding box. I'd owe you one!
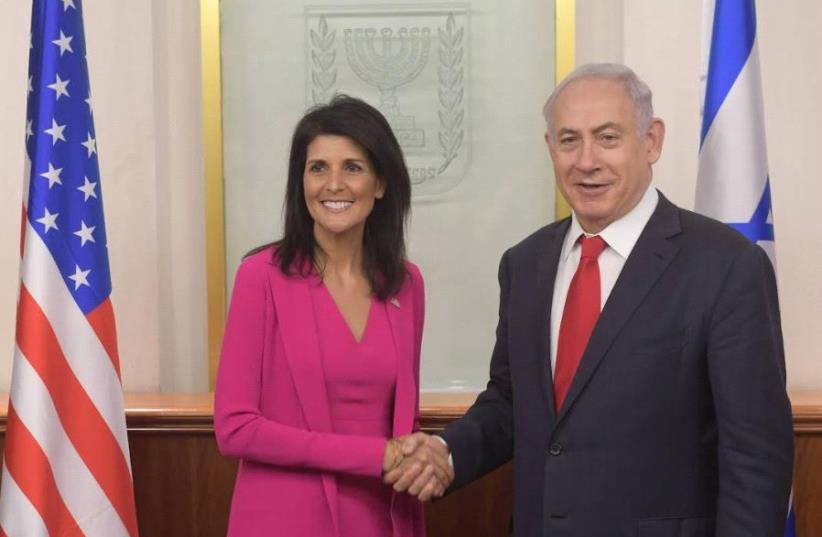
[728,180,774,243]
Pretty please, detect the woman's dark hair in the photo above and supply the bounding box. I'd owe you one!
[261,95,411,300]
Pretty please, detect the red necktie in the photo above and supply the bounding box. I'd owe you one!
[553,235,607,411]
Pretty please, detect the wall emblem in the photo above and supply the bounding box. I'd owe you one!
[306,5,470,196]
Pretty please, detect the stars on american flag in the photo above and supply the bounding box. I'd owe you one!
[73,221,96,246]
[77,177,98,201]
[35,208,59,233]
[44,118,67,145]
[52,30,74,56]
[68,264,91,290]
[40,162,63,188]
[81,132,96,157]
[77,177,97,201]
[23,0,112,313]
[48,73,70,100]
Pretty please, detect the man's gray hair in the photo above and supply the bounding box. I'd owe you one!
[542,63,654,142]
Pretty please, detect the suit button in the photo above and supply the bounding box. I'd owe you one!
[549,443,562,456]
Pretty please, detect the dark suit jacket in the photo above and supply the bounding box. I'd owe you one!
[441,193,793,537]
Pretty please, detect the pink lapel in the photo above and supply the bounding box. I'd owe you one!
[386,279,422,537]
[267,271,340,537]
[385,285,416,436]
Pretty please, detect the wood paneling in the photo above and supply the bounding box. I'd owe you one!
[425,463,513,537]
[130,432,236,535]
[791,391,822,536]
[795,435,822,537]
[0,392,817,536]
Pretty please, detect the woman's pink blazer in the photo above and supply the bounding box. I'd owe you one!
[214,248,426,537]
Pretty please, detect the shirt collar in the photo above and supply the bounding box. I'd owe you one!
[561,185,659,261]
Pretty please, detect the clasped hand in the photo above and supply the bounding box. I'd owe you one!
[382,432,454,502]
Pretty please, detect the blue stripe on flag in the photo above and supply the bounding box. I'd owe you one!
[784,500,797,537]
[727,179,774,242]
[700,0,757,144]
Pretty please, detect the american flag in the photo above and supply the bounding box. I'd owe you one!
[0,1,139,535]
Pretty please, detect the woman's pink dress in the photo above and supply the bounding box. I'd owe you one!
[311,282,397,537]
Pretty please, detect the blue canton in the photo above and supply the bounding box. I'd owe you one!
[27,0,111,314]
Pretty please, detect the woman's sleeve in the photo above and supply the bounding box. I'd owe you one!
[213,258,387,477]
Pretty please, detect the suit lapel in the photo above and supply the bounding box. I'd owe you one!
[268,270,340,537]
[555,194,682,426]
[384,279,420,535]
[270,273,334,433]
[385,287,415,436]
[533,220,570,420]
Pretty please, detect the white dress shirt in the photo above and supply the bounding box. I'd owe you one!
[549,186,659,374]
[440,186,659,466]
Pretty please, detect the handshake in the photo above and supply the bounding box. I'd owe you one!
[382,432,454,502]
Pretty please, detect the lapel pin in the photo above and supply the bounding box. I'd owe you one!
[390,298,401,308]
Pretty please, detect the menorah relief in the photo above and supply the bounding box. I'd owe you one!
[344,26,431,148]
[306,6,469,196]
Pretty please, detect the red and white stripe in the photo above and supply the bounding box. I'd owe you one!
[0,156,138,536]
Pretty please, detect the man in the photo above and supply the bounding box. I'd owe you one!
[384,63,793,536]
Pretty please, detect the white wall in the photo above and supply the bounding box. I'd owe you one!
[579,0,822,390]
[750,2,822,390]
[219,1,556,392]
[150,2,209,392]
[0,1,207,392]
[0,1,818,392]
[0,2,29,393]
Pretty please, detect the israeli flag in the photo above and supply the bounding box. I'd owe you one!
[699,2,795,534]
[696,0,775,267]
[785,494,797,537]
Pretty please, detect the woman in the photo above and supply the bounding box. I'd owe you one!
[214,96,437,537]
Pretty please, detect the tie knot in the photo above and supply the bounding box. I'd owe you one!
[579,235,607,259]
